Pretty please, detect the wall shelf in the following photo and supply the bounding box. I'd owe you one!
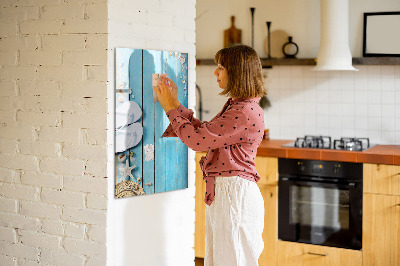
[196,57,400,67]
[260,58,316,67]
[352,57,400,65]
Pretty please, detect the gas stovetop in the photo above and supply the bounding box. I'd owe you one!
[282,135,374,151]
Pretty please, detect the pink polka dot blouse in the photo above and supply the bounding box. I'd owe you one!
[162,97,265,205]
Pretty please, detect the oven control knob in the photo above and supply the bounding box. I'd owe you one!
[334,164,341,174]
[334,167,339,174]
[297,161,305,171]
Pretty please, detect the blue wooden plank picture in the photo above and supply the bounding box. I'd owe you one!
[114,48,188,198]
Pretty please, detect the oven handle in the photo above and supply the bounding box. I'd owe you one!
[280,177,357,189]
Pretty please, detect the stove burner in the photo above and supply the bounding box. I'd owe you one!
[286,136,372,151]
[295,135,332,149]
[333,137,370,151]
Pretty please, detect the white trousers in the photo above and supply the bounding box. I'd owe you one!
[205,176,264,266]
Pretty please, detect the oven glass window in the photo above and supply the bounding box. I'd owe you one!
[290,186,349,230]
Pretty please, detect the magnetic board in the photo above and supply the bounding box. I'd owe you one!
[114,48,188,198]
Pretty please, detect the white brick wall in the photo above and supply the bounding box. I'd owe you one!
[0,226,17,243]
[64,222,85,239]
[40,249,85,266]
[2,0,198,264]
[0,0,108,265]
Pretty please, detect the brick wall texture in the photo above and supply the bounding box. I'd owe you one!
[0,0,108,265]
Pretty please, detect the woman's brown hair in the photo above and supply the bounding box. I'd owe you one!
[214,44,266,99]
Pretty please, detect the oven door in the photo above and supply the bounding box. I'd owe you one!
[278,176,362,250]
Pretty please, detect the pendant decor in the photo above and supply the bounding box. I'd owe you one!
[114,48,189,198]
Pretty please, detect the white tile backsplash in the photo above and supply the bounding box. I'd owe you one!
[354,89,368,105]
[304,102,316,115]
[196,65,400,144]
[316,89,329,103]
[354,117,368,130]
[367,77,382,91]
[367,91,381,105]
[383,131,396,144]
[382,90,395,104]
[395,66,400,78]
[355,104,368,117]
[342,117,355,129]
[396,88,400,103]
[316,103,330,116]
[382,105,395,118]
[368,104,382,118]
[316,116,330,128]
[368,117,382,131]
[381,66,395,77]
[382,117,396,131]
[341,89,355,104]
[382,78,395,91]
[341,104,355,116]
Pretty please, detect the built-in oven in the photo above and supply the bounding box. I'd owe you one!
[278,158,363,250]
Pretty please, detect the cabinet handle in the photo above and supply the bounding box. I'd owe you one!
[397,204,400,207]
[307,252,328,256]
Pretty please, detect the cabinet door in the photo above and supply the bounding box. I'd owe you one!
[363,193,400,266]
[364,164,400,196]
[259,185,278,266]
[255,156,278,186]
[277,241,362,266]
[195,152,207,258]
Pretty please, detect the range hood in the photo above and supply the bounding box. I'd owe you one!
[314,0,358,71]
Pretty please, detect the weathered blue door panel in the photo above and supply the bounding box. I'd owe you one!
[114,48,188,198]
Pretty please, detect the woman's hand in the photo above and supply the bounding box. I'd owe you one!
[161,76,180,109]
[153,77,175,114]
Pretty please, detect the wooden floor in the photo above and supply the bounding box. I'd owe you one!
[195,257,204,266]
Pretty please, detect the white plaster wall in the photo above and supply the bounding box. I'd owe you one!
[107,1,197,266]
[196,0,400,58]
[197,0,319,59]
[196,0,400,145]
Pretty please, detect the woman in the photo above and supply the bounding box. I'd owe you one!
[154,44,266,266]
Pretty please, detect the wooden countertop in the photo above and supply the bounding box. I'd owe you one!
[257,139,400,165]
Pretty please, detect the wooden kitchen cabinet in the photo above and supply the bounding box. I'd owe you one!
[276,241,362,266]
[363,193,400,266]
[256,156,278,266]
[255,156,278,186]
[363,175,400,266]
[258,184,278,266]
[364,163,400,196]
[195,152,207,258]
